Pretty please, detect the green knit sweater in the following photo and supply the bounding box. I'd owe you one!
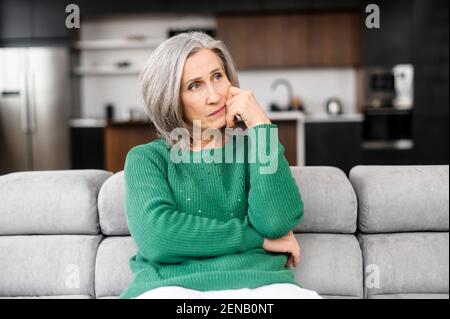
[119,123,304,299]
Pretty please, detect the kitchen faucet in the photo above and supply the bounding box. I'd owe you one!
[269,78,303,111]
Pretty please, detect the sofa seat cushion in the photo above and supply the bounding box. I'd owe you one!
[370,293,449,299]
[95,236,136,298]
[0,235,102,297]
[359,232,449,298]
[293,233,363,298]
[0,295,92,299]
[94,234,364,299]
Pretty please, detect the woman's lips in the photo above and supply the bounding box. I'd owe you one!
[209,105,226,116]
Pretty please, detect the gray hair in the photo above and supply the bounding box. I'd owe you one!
[139,31,240,150]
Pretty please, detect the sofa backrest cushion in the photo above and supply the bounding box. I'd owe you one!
[291,167,357,233]
[99,166,358,235]
[98,171,128,235]
[349,165,449,233]
[0,170,112,235]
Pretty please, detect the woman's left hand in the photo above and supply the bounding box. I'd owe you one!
[225,86,272,129]
[262,230,301,268]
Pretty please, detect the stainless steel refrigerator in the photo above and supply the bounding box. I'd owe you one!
[0,47,70,174]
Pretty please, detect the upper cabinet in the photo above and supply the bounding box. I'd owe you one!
[32,0,69,39]
[362,0,413,67]
[216,11,362,69]
[0,0,33,40]
[0,0,69,43]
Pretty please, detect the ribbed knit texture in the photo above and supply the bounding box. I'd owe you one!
[119,123,304,299]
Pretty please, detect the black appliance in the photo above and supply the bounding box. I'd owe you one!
[361,65,414,150]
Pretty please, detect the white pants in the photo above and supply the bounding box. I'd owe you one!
[135,283,322,299]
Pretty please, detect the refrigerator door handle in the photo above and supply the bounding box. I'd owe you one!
[1,90,20,96]
[28,71,37,134]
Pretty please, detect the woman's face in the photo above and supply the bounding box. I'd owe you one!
[180,48,231,130]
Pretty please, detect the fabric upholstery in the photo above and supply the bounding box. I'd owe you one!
[97,167,359,236]
[95,233,364,299]
[1,166,448,299]
[0,295,92,299]
[293,233,363,299]
[291,167,357,233]
[95,236,136,298]
[349,165,449,233]
[98,171,128,235]
[370,293,449,299]
[359,233,449,298]
[0,170,112,235]
[0,235,102,297]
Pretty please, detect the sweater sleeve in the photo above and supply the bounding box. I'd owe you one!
[246,123,304,239]
[124,145,264,264]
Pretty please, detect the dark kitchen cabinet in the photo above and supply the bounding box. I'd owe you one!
[0,0,70,43]
[105,121,158,173]
[361,0,449,164]
[0,0,33,40]
[32,0,70,39]
[70,126,105,170]
[362,0,413,67]
[217,11,362,69]
[305,121,363,176]
[361,148,417,166]
[50,0,364,17]
[307,11,362,67]
[271,120,298,166]
[411,0,449,164]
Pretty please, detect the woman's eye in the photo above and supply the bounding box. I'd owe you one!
[214,73,223,81]
[189,83,200,90]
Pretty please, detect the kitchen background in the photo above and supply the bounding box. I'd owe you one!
[0,0,448,176]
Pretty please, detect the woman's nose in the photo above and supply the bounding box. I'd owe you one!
[206,82,220,104]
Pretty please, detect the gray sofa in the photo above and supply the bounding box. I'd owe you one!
[0,165,448,299]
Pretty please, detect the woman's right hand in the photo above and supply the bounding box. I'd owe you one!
[262,231,301,268]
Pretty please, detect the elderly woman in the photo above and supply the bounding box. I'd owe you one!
[120,32,321,299]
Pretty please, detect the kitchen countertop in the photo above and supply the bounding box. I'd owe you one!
[69,118,152,128]
[302,113,363,123]
[106,119,152,127]
[69,112,363,128]
[69,118,107,127]
[266,111,364,123]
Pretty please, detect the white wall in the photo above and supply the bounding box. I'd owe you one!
[238,68,356,114]
[78,15,357,119]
